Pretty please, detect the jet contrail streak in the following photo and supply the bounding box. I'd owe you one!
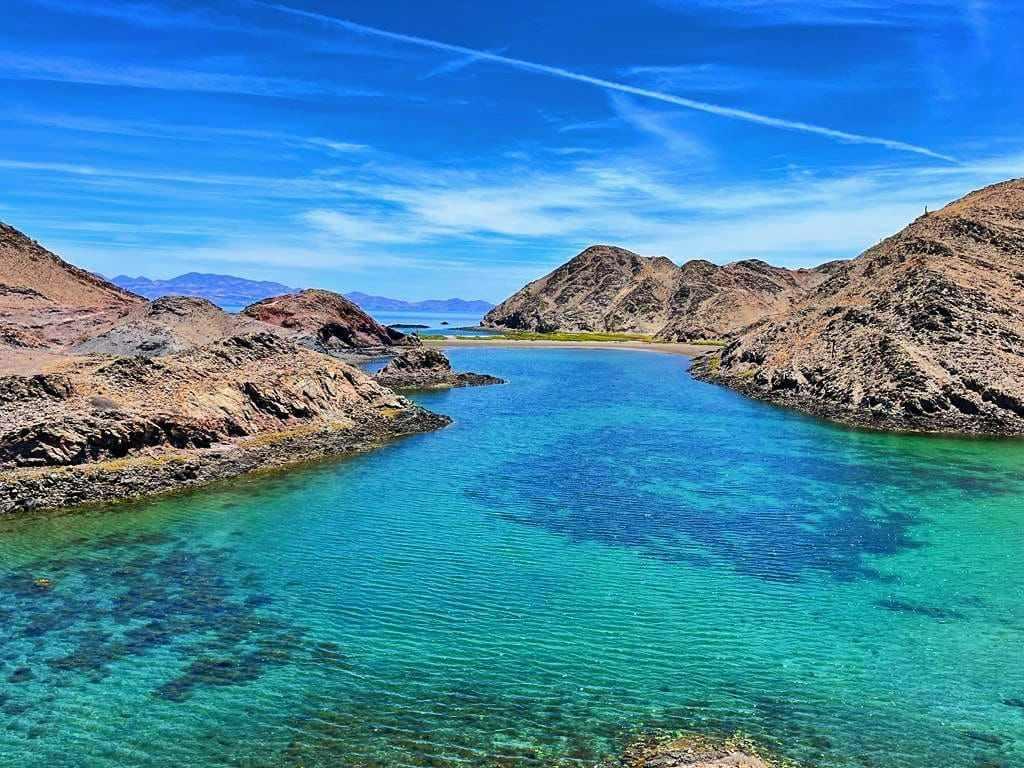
[256,1,957,163]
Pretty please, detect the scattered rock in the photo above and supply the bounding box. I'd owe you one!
[619,733,777,768]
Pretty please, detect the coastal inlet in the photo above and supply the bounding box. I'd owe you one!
[1,348,1022,767]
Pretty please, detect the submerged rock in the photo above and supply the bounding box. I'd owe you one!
[620,734,775,768]
[374,348,505,390]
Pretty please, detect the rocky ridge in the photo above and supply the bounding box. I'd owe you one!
[692,178,1024,435]
[0,221,142,347]
[0,225,464,514]
[73,296,270,357]
[484,245,835,341]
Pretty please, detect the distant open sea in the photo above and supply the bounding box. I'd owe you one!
[1,348,1022,767]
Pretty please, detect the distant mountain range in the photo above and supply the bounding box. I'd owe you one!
[112,273,292,307]
[344,291,494,314]
[111,273,494,313]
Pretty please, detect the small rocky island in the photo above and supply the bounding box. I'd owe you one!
[374,347,505,390]
[0,222,502,515]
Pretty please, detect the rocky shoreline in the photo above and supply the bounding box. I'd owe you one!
[689,350,1024,437]
[691,179,1024,437]
[0,407,449,516]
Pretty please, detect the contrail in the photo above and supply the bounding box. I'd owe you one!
[254,1,957,163]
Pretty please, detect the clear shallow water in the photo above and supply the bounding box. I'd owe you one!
[371,311,487,336]
[1,348,1023,768]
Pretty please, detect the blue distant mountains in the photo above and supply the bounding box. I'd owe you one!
[112,273,292,307]
[111,273,494,313]
[344,291,494,314]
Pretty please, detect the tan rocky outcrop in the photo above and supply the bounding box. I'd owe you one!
[74,295,270,357]
[692,178,1024,435]
[243,289,419,354]
[484,245,834,340]
[0,221,142,347]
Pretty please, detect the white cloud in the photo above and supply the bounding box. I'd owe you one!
[609,94,710,159]
[0,53,391,100]
[5,111,370,155]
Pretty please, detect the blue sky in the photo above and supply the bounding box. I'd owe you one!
[1,0,1021,301]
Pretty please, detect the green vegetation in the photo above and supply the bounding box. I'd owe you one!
[453,330,654,343]
[684,338,728,347]
[422,328,727,345]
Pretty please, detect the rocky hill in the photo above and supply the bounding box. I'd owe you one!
[74,296,269,357]
[484,245,835,340]
[692,178,1024,435]
[484,245,680,334]
[243,289,419,354]
[0,222,142,347]
[0,225,459,514]
[656,259,834,342]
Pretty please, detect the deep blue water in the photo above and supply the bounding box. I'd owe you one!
[1,348,1022,767]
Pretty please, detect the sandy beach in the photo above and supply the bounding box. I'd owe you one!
[422,337,715,357]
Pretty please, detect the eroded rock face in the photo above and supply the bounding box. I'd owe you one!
[242,289,419,354]
[484,245,834,340]
[0,221,143,346]
[0,332,441,469]
[655,259,833,342]
[74,296,270,357]
[485,245,679,334]
[374,347,505,390]
[693,178,1024,435]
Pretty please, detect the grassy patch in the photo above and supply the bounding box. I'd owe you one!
[684,338,728,347]
[416,334,447,341]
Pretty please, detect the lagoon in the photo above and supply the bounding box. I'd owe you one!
[1,348,1022,767]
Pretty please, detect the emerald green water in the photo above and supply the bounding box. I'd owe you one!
[1,348,1022,767]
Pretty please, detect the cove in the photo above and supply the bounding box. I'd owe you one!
[1,348,1022,767]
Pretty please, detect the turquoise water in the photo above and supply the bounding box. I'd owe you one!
[1,348,1023,767]
[371,311,487,336]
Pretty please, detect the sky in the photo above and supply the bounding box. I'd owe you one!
[1,0,1022,301]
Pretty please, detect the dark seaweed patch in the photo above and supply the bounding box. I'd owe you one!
[875,599,967,621]
[0,530,317,717]
[470,425,927,582]
[6,666,34,684]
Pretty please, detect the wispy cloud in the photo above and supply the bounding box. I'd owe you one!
[420,48,506,80]
[609,94,709,159]
[5,111,369,154]
[0,53,391,100]
[653,0,967,28]
[254,1,957,162]
[621,64,752,93]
